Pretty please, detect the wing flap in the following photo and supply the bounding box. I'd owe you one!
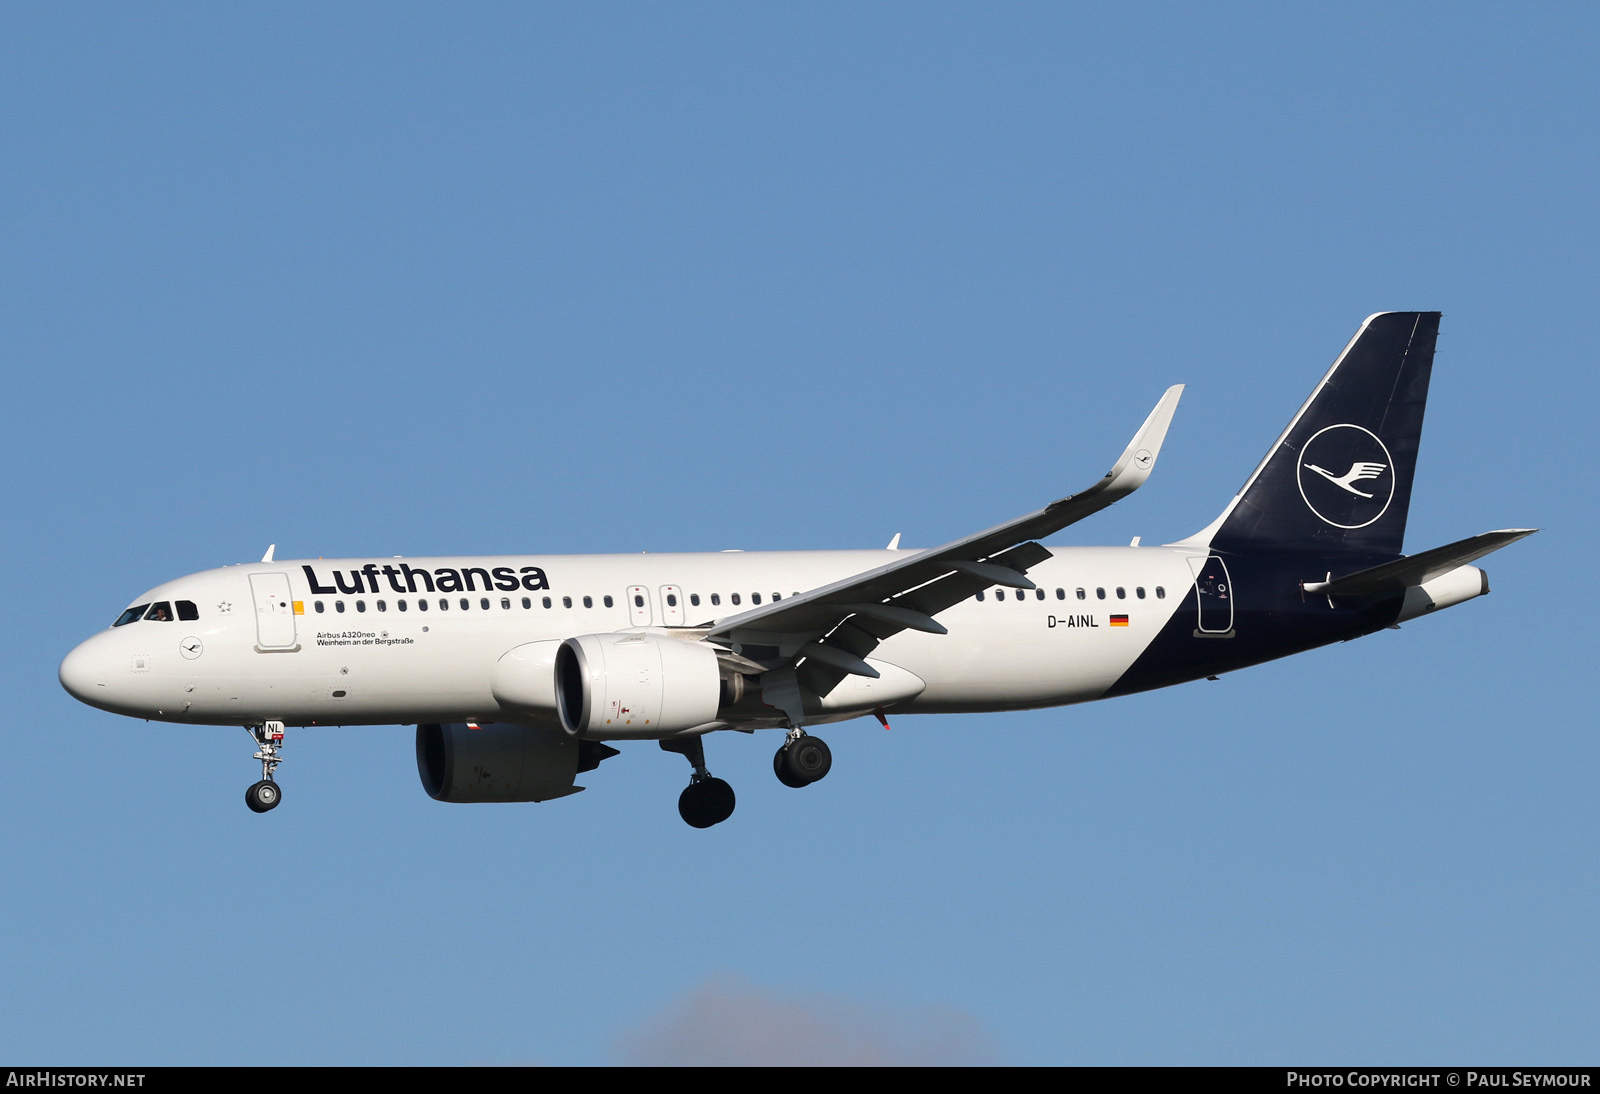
[796,541,1053,696]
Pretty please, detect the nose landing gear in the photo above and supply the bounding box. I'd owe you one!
[243,721,285,813]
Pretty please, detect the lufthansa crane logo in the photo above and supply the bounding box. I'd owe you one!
[1296,424,1395,529]
[1304,460,1386,498]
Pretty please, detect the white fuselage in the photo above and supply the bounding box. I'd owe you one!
[60,545,1201,733]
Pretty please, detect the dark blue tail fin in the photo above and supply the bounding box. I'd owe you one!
[1203,311,1439,558]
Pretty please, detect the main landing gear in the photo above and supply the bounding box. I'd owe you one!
[774,729,832,789]
[661,735,735,829]
[659,727,833,828]
[244,721,285,814]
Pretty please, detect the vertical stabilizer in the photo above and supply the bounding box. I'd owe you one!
[1200,311,1439,558]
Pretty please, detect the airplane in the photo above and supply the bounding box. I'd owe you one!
[59,312,1535,828]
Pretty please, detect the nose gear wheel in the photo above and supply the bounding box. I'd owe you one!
[245,779,281,813]
[243,722,286,814]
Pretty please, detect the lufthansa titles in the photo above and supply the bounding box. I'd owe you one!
[303,563,549,597]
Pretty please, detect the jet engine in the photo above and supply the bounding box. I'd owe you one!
[554,632,724,738]
[1393,565,1488,623]
[416,721,617,803]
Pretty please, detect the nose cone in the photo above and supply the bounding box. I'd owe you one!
[60,636,110,707]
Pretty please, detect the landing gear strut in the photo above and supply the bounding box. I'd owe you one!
[244,721,285,814]
[774,728,831,788]
[660,735,735,828]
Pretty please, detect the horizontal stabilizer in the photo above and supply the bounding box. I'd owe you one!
[1305,528,1537,597]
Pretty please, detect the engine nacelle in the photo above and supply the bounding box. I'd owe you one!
[416,721,615,803]
[1394,564,1488,624]
[489,639,565,729]
[555,632,723,738]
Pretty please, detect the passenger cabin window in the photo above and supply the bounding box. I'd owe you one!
[604,595,614,608]
[583,596,593,609]
[336,602,346,613]
[1055,588,1065,600]
[1116,587,1126,599]
[752,593,761,605]
[418,599,429,611]
[113,605,150,627]
[1096,588,1106,600]
[1076,588,1086,600]
[731,593,741,605]
[710,594,721,606]
[1136,587,1146,599]
[563,596,572,609]
[542,597,552,608]
[690,594,701,607]
[1156,586,1166,599]
[1014,590,1025,601]
[376,600,387,612]
[314,601,325,614]
[976,591,985,601]
[398,600,408,611]
[356,601,367,612]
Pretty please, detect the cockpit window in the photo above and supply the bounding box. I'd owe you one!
[177,600,199,621]
[145,602,174,622]
[113,605,150,627]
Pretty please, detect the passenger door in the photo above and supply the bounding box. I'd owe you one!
[1186,556,1235,636]
[249,572,299,650]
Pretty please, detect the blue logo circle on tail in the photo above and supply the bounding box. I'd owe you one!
[1296,424,1395,529]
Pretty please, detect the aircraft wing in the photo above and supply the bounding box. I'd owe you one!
[706,385,1184,696]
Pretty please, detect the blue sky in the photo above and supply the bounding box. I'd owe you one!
[2,4,1594,1064]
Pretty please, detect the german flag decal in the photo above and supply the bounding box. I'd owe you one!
[1109,614,1129,627]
